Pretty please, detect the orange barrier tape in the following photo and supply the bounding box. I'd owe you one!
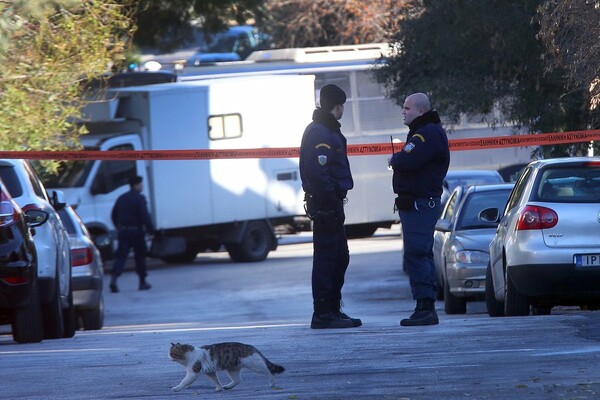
[1,129,600,160]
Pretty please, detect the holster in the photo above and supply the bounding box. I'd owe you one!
[395,193,414,210]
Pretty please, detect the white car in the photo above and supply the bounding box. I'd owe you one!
[58,204,104,330]
[485,157,600,316]
[0,159,75,339]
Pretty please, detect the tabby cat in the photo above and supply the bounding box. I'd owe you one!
[168,342,285,392]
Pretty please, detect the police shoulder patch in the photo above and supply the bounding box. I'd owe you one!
[318,155,328,166]
[403,142,416,153]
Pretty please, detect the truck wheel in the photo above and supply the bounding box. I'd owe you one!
[161,250,198,264]
[485,263,504,317]
[12,283,44,344]
[62,286,76,338]
[226,221,273,262]
[504,269,530,316]
[42,278,64,339]
[79,297,104,330]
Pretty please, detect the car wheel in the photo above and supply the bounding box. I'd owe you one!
[12,283,44,344]
[226,221,273,262]
[42,278,65,339]
[485,263,504,317]
[79,297,104,330]
[444,277,467,314]
[62,285,76,338]
[504,269,530,316]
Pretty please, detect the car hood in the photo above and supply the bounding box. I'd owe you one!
[454,228,497,252]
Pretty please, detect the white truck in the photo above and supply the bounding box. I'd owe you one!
[44,74,315,263]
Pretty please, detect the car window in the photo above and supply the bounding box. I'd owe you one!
[442,189,459,220]
[456,189,512,230]
[24,161,48,200]
[536,166,600,203]
[58,209,77,234]
[445,173,503,192]
[505,166,532,213]
[0,166,23,197]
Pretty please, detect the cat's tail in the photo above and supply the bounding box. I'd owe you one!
[264,357,285,374]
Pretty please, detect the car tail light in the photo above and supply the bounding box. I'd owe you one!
[1,276,29,285]
[0,188,20,227]
[516,205,558,230]
[71,246,93,267]
[583,161,600,167]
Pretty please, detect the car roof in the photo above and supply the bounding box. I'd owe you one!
[528,156,600,168]
[446,169,503,177]
[463,183,515,194]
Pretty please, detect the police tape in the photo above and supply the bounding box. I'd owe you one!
[1,129,600,160]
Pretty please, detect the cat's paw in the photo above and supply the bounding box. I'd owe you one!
[172,386,182,392]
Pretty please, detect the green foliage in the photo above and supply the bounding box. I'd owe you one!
[0,0,134,170]
[374,0,596,158]
[123,0,266,52]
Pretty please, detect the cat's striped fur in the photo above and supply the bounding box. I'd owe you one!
[169,342,284,392]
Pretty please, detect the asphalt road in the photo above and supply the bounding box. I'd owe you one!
[1,227,600,399]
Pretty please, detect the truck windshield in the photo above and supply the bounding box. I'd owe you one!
[36,160,94,188]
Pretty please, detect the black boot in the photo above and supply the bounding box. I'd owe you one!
[400,298,439,326]
[138,278,152,291]
[311,299,356,329]
[333,300,362,327]
[109,276,119,293]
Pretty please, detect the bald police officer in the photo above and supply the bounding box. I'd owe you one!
[300,84,362,329]
[389,92,449,326]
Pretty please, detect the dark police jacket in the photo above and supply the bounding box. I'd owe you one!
[390,110,450,198]
[300,108,353,209]
[111,189,155,233]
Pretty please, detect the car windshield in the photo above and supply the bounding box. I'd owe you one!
[456,189,512,230]
[536,165,600,202]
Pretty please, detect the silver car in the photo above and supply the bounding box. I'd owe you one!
[58,205,104,330]
[434,183,514,314]
[441,169,505,207]
[486,157,600,317]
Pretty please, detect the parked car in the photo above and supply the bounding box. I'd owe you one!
[434,183,514,314]
[187,25,272,66]
[0,159,75,339]
[485,157,600,317]
[0,180,49,343]
[58,204,104,330]
[441,169,505,207]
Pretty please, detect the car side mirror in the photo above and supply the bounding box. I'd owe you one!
[50,190,67,211]
[479,207,500,223]
[25,209,49,229]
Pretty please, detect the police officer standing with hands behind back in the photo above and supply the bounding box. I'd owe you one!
[300,84,362,329]
[389,92,449,327]
[109,175,155,293]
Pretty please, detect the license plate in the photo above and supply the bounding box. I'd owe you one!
[575,254,600,267]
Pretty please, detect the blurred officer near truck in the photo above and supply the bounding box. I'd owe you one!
[300,84,362,329]
[389,92,450,326]
[109,175,155,293]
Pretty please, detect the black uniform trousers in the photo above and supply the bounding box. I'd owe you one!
[311,200,349,308]
[111,228,148,280]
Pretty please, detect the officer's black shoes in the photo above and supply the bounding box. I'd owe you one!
[311,312,357,329]
[400,298,439,327]
[138,281,152,291]
[337,310,362,327]
[109,277,119,293]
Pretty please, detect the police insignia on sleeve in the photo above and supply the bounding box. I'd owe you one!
[403,142,416,153]
[318,155,328,166]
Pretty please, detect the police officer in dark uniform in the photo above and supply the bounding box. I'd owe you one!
[300,84,362,329]
[389,92,450,326]
[109,175,155,292]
